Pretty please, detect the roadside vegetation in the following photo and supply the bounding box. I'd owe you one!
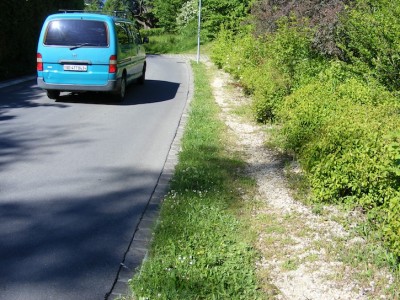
[140,26,199,54]
[8,0,400,296]
[212,0,400,266]
[128,62,263,299]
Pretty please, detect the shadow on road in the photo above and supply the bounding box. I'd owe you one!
[55,80,180,105]
[0,166,159,299]
[0,79,180,124]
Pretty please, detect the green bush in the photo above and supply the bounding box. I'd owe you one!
[244,59,290,122]
[276,61,400,258]
[277,61,400,193]
[212,29,286,121]
[385,194,400,258]
[338,0,400,91]
[210,27,234,69]
[211,26,257,77]
[212,18,327,122]
[275,62,356,154]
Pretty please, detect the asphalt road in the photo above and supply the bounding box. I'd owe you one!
[0,55,192,299]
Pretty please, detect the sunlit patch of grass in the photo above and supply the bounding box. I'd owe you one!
[143,33,199,54]
[282,258,300,271]
[129,62,264,299]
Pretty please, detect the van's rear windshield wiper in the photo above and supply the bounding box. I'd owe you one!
[69,43,95,50]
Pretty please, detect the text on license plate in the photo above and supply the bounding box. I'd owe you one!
[64,65,88,72]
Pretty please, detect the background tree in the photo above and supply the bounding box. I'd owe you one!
[103,0,126,12]
[103,0,155,28]
[84,0,104,11]
[176,0,197,28]
[151,0,185,31]
[152,0,251,35]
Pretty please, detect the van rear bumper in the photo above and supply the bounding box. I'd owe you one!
[37,77,120,92]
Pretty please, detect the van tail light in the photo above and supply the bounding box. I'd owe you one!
[37,53,43,71]
[109,55,117,73]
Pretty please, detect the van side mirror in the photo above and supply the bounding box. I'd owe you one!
[142,37,149,44]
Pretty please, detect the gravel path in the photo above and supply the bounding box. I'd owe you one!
[207,64,395,300]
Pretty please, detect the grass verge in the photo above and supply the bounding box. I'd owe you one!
[128,62,263,299]
[143,33,198,54]
[140,28,212,55]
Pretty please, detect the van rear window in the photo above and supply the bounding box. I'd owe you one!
[44,20,108,47]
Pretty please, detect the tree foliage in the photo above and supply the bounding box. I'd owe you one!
[103,0,156,28]
[84,0,104,11]
[202,0,251,38]
[152,0,185,31]
[100,0,251,36]
[151,0,251,36]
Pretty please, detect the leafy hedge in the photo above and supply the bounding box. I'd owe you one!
[211,1,400,260]
[0,0,84,81]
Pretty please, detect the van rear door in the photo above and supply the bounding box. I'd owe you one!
[39,18,113,86]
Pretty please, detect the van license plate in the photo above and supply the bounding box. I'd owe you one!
[64,65,87,72]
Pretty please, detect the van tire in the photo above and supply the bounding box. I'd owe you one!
[47,90,60,100]
[138,65,146,85]
[113,75,126,102]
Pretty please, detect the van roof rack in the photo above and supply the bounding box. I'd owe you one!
[58,9,129,18]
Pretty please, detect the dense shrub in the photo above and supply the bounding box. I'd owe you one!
[212,18,327,122]
[211,26,261,78]
[211,27,283,121]
[277,62,400,197]
[385,194,400,258]
[276,61,400,257]
[337,0,400,91]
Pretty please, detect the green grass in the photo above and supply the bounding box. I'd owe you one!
[143,33,198,54]
[128,62,263,299]
[141,27,212,55]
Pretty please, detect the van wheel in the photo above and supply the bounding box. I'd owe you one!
[47,90,60,100]
[113,75,126,102]
[138,65,146,85]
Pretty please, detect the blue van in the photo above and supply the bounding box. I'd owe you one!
[37,12,147,101]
